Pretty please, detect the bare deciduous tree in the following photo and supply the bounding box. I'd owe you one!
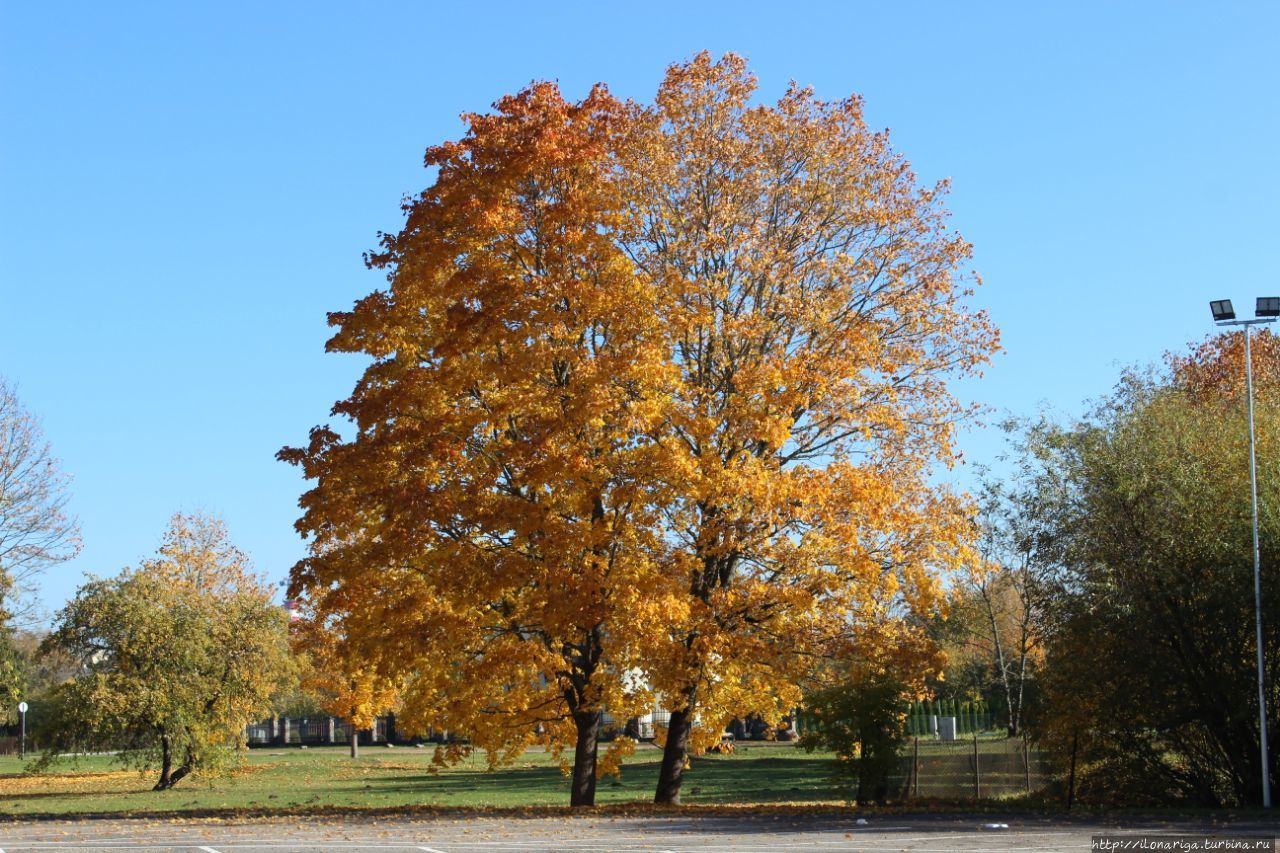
[0,379,81,623]
[962,419,1063,738]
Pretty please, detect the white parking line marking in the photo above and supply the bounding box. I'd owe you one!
[197,847,222,853]
[419,847,448,852]
[0,840,1105,845]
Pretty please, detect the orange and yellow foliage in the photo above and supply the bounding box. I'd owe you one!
[611,54,997,797]
[281,82,670,794]
[281,52,999,804]
[1171,328,1279,403]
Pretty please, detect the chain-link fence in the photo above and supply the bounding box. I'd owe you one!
[245,715,401,747]
[888,736,1055,799]
[245,714,442,747]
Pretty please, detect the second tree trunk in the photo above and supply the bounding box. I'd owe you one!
[654,708,693,804]
[570,709,603,807]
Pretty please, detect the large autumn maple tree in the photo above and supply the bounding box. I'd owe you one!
[281,81,672,806]
[617,53,998,803]
[283,53,997,807]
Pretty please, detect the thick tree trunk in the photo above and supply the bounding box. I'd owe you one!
[654,708,694,805]
[153,733,173,791]
[569,709,603,807]
[153,739,194,791]
[350,722,359,759]
[558,618,605,807]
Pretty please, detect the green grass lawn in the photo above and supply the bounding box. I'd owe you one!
[0,743,844,817]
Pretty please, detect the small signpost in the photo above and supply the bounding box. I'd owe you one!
[17,701,28,759]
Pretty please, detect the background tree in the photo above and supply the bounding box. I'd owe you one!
[0,619,23,725]
[291,609,398,759]
[1033,331,1279,806]
[10,628,79,694]
[800,628,942,803]
[0,378,80,720]
[617,53,999,804]
[0,380,81,615]
[936,423,1059,736]
[800,669,912,804]
[40,513,293,790]
[281,82,671,806]
[0,627,80,741]
[0,376,81,686]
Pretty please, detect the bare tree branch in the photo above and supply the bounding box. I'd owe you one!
[0,379,82,625]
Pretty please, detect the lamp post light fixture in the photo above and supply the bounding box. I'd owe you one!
[17,701,26,760]
[1211,296,1278,808]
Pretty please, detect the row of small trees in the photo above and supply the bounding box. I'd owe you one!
[904,700,992,736]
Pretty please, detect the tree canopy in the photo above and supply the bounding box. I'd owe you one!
[41,513,293,790]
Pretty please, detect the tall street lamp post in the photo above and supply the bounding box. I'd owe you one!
[1211,296,1278,808]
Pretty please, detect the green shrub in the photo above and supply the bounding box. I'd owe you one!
[800,672,910,804]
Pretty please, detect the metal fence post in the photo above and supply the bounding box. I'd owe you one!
[972,733,980,799]
[913,736,920,799]
[1023,732,1031,793]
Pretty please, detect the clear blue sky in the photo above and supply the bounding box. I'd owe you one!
[3,1,1277,619]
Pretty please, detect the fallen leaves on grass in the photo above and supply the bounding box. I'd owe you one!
[0,771,146,796]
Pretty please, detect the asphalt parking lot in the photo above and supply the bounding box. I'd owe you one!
[0,813,1275,853]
